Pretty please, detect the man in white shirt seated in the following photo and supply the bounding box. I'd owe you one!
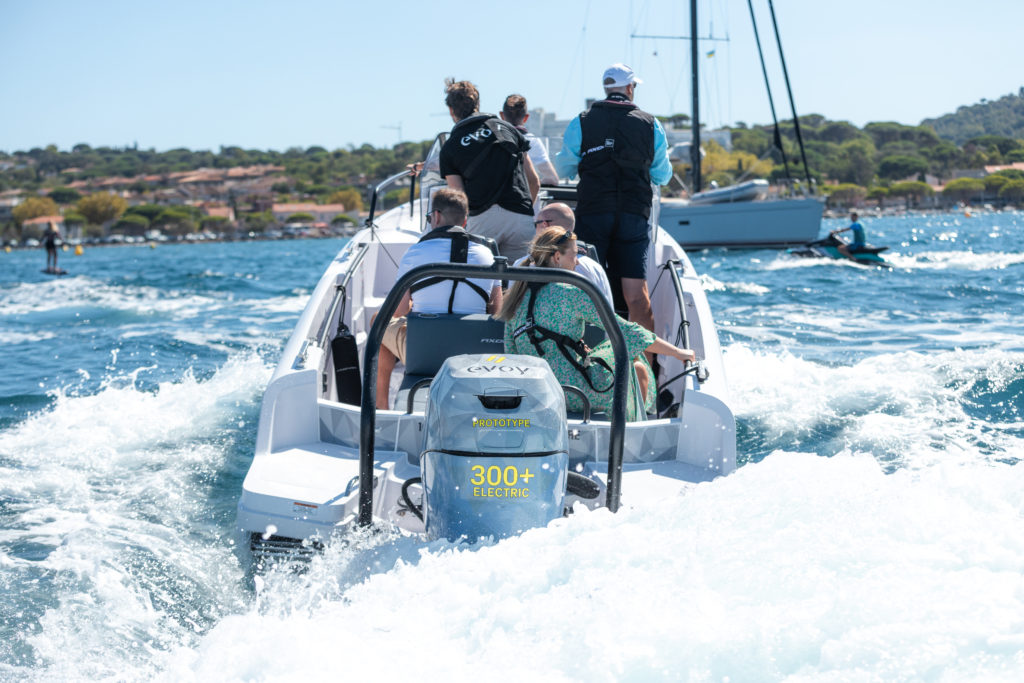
[514,202,614,306]
[376,188,502,409]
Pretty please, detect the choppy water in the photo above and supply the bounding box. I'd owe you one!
[1,212,1022,681]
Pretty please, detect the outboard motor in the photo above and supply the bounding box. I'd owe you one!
[421,354,568,542]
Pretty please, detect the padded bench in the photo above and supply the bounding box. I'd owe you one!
[394,312,506,412]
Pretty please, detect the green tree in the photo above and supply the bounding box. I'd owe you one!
[877,155,928,181]
[983,174,1009,196]
[12,196,59,224]
[63,212,86,226]
[825,183,867,208]
[154,207,196,235]
[112,213,149,235]
[942,178,984,203]
[77,192,127,225]
[998,179,1024,202]
[866,186,889,206]
[242,211,273,233]
[889,181,934,208]
[285,212,316,223]
[125,204,164,222]
[200,215,229,232]
[327,187,364,211]
[835,139,876,186]
[48,187,81,204]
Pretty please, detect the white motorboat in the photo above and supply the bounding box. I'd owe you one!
[237,135,736,558]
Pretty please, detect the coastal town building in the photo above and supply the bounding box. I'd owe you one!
[271,203,345,225]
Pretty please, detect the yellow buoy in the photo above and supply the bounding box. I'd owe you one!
[74,244,84,256]
[3,246,10,254]
[150,242,156,249]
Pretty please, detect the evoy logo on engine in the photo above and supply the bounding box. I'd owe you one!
[465,363,531,375]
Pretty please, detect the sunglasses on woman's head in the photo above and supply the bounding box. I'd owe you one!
[554,231,575,245]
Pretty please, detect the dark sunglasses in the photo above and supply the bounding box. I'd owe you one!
[533,217,552,227]
[554,231,575,245]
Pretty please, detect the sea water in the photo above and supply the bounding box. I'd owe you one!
[1,212,1022,681]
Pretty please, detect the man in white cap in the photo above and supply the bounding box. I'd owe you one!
[554,63,671,333]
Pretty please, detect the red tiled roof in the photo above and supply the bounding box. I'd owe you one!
[23,215,65,225]
[272,203,345,212]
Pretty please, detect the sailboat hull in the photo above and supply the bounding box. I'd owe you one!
[658,197,824,249]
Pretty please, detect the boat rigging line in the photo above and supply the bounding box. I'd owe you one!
[746,0,791,181]
[766,0,812,188]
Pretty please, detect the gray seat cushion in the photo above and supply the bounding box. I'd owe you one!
[404,312,505,376]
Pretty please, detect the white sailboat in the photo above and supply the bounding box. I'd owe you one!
[650,0,824,248]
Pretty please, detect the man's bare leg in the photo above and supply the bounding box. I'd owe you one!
[622,277,654,332]
[376,347,396,410]
[622,277,655,364]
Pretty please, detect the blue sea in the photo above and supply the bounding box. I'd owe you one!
[1,212,1023,681]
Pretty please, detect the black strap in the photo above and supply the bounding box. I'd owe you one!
[410,227,493,314]
[512,283,614,394]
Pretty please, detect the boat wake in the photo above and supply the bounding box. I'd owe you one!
[0,353,271,681]
[883,250,1024,271]
[725,344,1024,469]
[160,453,1024,682]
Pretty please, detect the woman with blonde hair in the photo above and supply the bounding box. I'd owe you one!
[497,227,694,420]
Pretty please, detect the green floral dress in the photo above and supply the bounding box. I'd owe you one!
[504,283,656,421]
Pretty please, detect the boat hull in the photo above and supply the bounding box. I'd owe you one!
[659,197,823,248]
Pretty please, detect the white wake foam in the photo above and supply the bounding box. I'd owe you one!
[155,454,1024,682]
[724,344,1024,468]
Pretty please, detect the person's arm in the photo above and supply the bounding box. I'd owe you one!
[554,117,583,180]
[537,159,560,185]
[528,138,560,185]
[393,291,412,318]
[486,284,503,315]
[649,119,672,186]
[830,226,850,235]
[521,154,540,202]
[645,336,695,363]
[446,174,465,193]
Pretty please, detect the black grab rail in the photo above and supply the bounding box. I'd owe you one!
[365,169,415,230]
[358,258,630,526]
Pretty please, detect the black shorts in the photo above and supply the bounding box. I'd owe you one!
[575,211,650,279]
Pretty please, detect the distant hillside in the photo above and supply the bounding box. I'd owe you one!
[922,88,1024,144]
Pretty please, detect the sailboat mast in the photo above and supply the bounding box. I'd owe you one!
[767,0,812,188]
[689,0,701,193]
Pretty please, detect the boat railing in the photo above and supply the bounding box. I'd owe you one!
[357,259,631,527]
[313,240,372,352]
[662,259,710,386]
[365,169,418,230]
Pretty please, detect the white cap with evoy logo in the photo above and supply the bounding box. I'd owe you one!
[602,63,642,88]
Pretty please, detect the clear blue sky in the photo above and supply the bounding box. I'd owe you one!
[2,0,1022,153]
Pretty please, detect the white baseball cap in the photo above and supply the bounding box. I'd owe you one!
[602,63,642,88]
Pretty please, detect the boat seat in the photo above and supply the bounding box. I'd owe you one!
[394,312,506,412]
